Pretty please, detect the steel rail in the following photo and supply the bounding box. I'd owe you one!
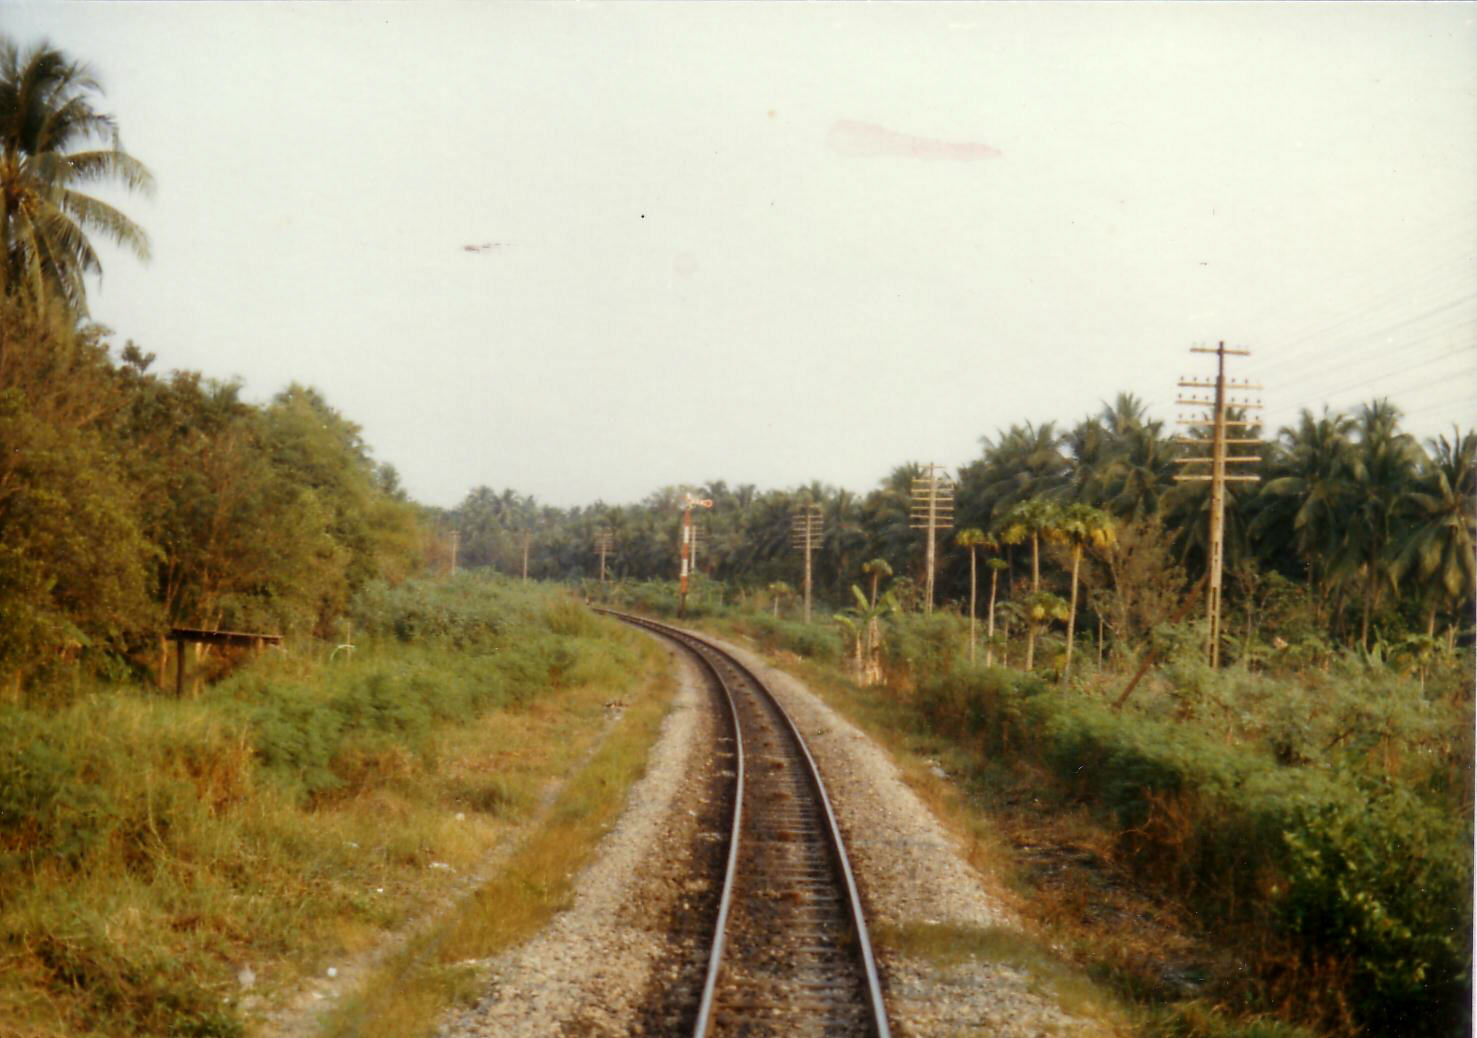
[597,608,891,1038]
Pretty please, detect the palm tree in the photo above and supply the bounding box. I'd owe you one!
[766,580,793,618]
[1337,400,1420,649]
[1253,407,1356,606]
[1055,504,1115,681]
[1392,427,1475,642]
[1,36,153,311]
[996,497,1062,670]
[955,528,992,663]
[984,558,1008,666]
[965,421,1070,516]
[861,557,893,609]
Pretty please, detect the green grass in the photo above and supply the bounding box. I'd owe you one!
[0,576,664,1038]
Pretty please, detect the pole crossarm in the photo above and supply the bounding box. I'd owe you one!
[909,463,955,613]
[790,504,822,622]
[1176,341,1261,668]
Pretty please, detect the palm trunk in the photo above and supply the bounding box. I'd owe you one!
[1063,545,1081,682]
[968,548,977,664]
[1026,534,1040,670]
[985,570,999,667]
[1361,561,1375,651]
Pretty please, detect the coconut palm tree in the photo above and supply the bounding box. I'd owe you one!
[1336,400,1420,649]
[1,36,153,311]
[1392,427,1475,643]
[1253,407,1357,605]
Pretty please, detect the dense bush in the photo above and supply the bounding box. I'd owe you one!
[913,663,1473,1035]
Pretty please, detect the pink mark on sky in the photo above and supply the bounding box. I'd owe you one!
[827,119,1002,161]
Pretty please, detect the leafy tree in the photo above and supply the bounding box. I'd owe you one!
[0,297,152,690]
[0,36,153,312]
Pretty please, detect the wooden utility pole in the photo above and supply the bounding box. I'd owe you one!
[593,528,614,582]
[521,530,532,582]
[910,463,955,615]
[449,529,459,577]
[677,493,713,618]
[790,503,823,623]
[1174,342,1262,668]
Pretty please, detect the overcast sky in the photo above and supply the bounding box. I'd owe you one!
[6,2,1475,508]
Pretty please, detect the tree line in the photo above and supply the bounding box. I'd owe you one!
[0,37,425,692]
[446,391,1475,664]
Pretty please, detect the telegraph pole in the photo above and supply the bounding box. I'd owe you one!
[677,493,713,618]
[909,463,955,615]
[790,503,823,623]
[1174,342,1262,668]
[593,528,614,582]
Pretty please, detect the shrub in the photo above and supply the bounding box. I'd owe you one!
[912,662,1473,1035]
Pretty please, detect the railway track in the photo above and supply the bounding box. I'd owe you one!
[601,610,890,1038]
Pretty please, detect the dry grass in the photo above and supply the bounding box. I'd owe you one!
[312,660,675,1038]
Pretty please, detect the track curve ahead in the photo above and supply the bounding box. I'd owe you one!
[600,610,891,1038]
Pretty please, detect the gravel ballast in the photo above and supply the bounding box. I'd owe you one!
[441,626,1108,1037]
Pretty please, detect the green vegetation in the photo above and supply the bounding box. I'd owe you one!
[0,577,664,1038]
[677,599,1471,1038]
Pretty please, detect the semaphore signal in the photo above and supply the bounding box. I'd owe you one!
[677,494,713,618]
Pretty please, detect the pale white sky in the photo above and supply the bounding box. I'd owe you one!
[6,2,1475,507]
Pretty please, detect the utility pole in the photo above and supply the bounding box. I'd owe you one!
[449,529,459,578]
[521,530,532,582]
[910,463,955,614]
[593,528,614,582]
[790,503,823,623]
[677,493,713,618]
[1174,341,1262,668]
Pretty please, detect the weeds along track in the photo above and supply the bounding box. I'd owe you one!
[600,610,891,1038]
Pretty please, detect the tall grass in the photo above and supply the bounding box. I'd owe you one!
[0,576,655,1038]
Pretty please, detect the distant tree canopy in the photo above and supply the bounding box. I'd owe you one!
[444,394,1474,659]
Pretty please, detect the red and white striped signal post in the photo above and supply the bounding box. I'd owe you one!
[678,493,714,618]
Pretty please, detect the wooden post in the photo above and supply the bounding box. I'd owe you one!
[1176,343,1261,668]
[790,504,822,624]
[910,463,954,616]
[174,636,186,697]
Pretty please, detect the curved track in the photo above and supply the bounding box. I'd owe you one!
[602,610,890,1038]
